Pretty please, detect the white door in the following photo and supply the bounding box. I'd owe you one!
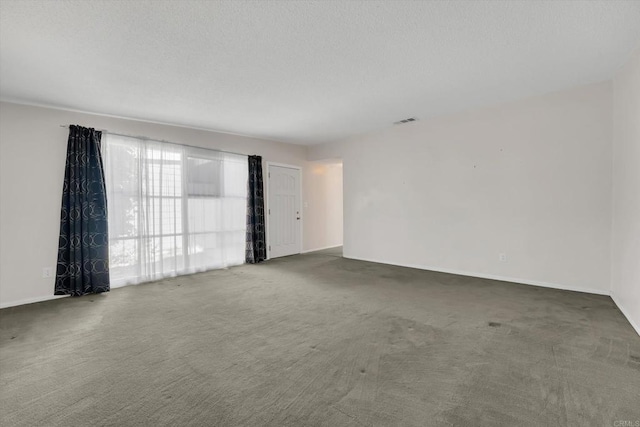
[268,165,301,258]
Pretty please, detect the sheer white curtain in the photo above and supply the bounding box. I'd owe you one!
[103,134,248,287]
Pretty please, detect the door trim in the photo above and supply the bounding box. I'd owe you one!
[265,162,303,260]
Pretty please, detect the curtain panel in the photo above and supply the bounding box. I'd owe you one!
[55,125,110,296]
[103,134,248,286]
[246,155,266,263]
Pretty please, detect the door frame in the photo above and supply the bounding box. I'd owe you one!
[265,162,303,260]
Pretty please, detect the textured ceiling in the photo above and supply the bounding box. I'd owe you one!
[1,1,639,145]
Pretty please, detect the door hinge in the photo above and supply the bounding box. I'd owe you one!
[268,208,270,215]
[269,245,271,251]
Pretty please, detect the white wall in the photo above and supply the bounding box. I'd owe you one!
[0,102,340,307]
[310,82,613,294]
[611,49,640,333]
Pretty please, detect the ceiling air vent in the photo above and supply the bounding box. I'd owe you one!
[394,117,418,125]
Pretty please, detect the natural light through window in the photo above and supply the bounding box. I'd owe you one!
[103,134,247,287]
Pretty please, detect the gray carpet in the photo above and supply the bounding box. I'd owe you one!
[1,248,639,426]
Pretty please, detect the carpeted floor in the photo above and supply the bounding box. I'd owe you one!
[1,247,639,426]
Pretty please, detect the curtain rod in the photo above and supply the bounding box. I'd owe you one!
[59,125,248,158]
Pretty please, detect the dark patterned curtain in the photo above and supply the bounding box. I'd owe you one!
[246,155,266,263]
[55,125,110,296]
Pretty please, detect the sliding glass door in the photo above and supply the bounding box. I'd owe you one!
[103,135,247,287]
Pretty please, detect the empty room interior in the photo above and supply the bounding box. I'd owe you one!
[1,1,639,426]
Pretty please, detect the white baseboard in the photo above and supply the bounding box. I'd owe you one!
[301,244,342,254]
[610,292,640,337]
[0,294,68,309]
[344,255,610,296]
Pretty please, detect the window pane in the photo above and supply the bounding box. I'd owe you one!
[188,157,221,197]
[224,159,248,197]
[104,134,248,286]
[161,198,181,235]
